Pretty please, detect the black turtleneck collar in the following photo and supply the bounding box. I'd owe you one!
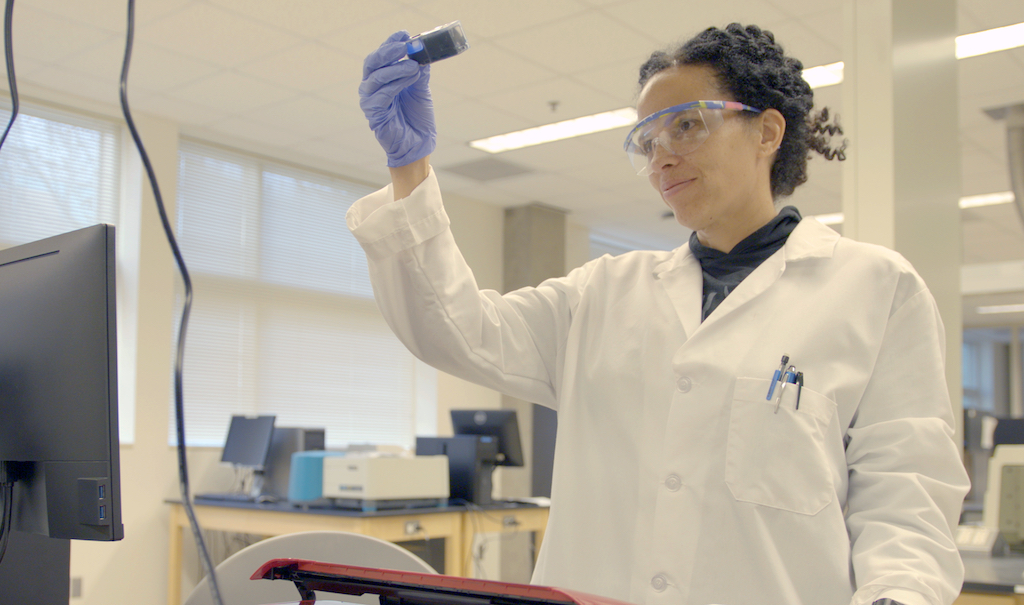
[689,206,802,321]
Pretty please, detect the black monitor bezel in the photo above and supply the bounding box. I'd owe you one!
[450,409,524,467]
[220,415,277,471]
[0,224,122,542]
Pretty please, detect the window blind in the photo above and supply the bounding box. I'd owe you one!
[174,140,430,449]
[0,104,119,246]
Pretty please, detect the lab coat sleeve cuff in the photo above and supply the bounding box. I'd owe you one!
[345,167,450,262]
[852,586,934,605]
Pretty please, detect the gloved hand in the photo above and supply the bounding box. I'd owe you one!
[359,31,437,167]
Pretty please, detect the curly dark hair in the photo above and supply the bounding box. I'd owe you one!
[638,23,846,199]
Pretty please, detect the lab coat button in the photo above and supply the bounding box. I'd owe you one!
[665,474,682,491]
[676,376,692,393]
[650,574,667,592]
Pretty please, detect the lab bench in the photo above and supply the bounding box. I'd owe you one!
[958,555,1024,605]
[166,498,548,605]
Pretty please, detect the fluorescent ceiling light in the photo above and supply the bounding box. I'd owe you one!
[977,303,1024,315]
[807,192,1014,225]
[802,62,845,89]
[959,191,1016,208]
[957,22,1024,59]
[470,108,637,153]
[810,212,845,225]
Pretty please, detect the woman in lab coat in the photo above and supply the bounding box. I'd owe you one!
[351,23,969,605]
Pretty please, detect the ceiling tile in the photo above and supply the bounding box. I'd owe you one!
[137,3,303,68]
[319,9,440,58]
[20,0,193,32]
[429,41,561,99]
[22,65,120,106]
[242,95,365,136]
[958,4,987,35]
[600,0,790,48]
[138,93,233,127]
[432,98,532,143]
[416,0,589,38]
[279,139,391,189]
[20,0,123,33]
[441,157,534,182]
[304,126,390,175]
[573,58,647,105]
[168,71,300,114]
[206,0,402,39]
[436,181,527,206]
[496,135,612,174]
[2,54,47,81]
[962,202,1024,263]
[432,134,495,166]
[477,77,623,124]
[236,43,363,95]
[12,5,122,64]
[120,43,223,93]
[61,39,223,95]
[313,76,376,112]
[491,11,656,76]
[768,0,843,20]
[487,171,604,209]
[206,116,311,149]
[793,11,845,65]
[759,18,843,68]
[959,52,1024,103]
[957,1,1024,33]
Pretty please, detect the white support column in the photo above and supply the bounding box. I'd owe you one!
[842,0,963,443]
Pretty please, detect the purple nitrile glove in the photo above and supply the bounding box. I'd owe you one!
[358,31,437,168]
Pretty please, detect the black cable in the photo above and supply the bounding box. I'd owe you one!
[0,475,12,567]
[0,0,18,152]
[119,2,222,604]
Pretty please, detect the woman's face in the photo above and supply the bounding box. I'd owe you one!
[636,64,777,250]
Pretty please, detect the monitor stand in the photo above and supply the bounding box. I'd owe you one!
[0,531,70,603]
[249,470,266,500]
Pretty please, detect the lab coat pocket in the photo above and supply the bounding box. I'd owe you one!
[725,376,837,515]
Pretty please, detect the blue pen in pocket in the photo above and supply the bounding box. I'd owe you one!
[766,354,790,400]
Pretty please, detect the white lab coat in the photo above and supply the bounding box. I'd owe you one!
[346,169,969,605]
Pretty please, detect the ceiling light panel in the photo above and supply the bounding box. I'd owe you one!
[470,108,637,153]
[976,303,1024,314]
[957,22,1024,58]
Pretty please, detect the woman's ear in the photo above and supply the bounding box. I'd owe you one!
[759,108,786,156]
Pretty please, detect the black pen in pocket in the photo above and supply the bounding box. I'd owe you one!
[795,372,804,410]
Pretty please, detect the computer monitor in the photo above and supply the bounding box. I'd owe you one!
[0,224,123,544]
[220,415,276,499]
[221,415,276,470]
[450,409,524,467]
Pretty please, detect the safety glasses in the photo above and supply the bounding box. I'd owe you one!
[623,100,762,176]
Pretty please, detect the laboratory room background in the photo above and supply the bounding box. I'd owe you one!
[0,0,1022,604]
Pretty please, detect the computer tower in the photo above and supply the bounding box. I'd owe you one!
[264,427,325,500]
[416,435,499,505]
